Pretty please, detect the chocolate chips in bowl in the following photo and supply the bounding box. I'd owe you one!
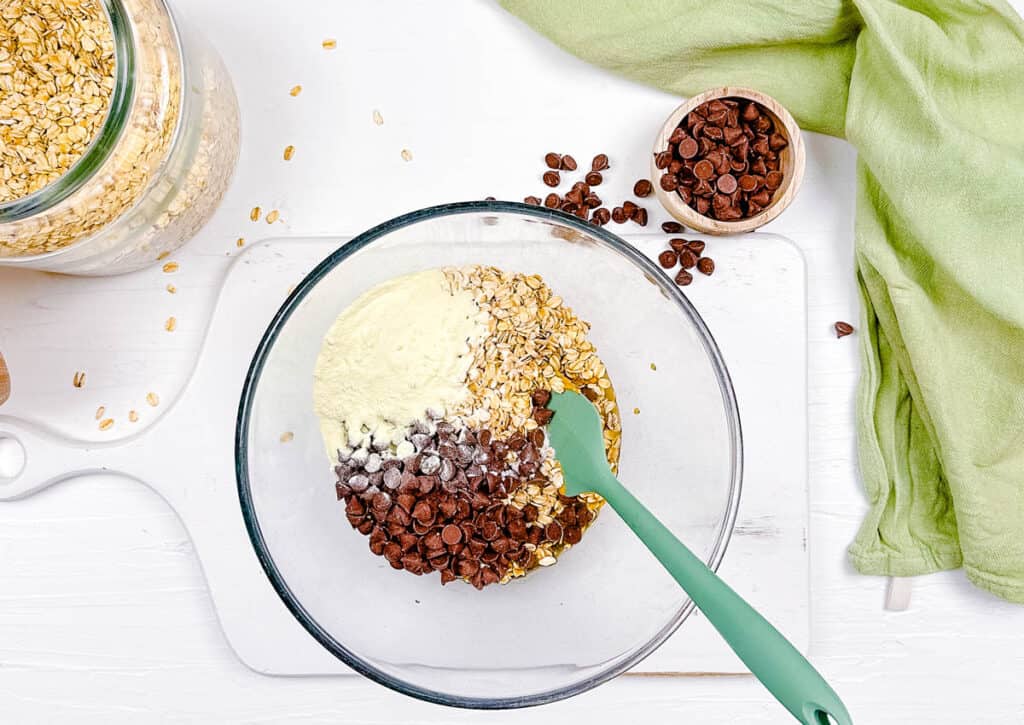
[651,87,805,235]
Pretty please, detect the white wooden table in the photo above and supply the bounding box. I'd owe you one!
[2,1,1023,722]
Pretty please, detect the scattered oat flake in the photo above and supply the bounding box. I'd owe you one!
[633,407,641,415]
[250,206,261,222]
[165,316,177,332]
[146,392,160,407]
[322,38,337,49]
[289,85,302,97]
[650,362,657,371]
[372,109,383,126]
[156,251,170,261]
[266,209,281,224]
[401,149,413,162]
[280,431,295,443]
[128,410,139,423]
[283,145,295,161]
[73,371,86,389]
[95,405,105,420]
[99,418,114,431]
[162,261,179,273]
[236,237,245,248]
[166,284,177,294]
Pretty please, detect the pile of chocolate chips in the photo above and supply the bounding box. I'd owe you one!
[523,153,652,228]
[657,98,787,221]
[334,410,592,590]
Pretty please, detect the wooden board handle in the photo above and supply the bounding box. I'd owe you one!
[0,352,10,406]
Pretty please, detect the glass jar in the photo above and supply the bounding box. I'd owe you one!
[0,0,240,275]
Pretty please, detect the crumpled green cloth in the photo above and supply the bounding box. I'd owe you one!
[501,0,1024,602]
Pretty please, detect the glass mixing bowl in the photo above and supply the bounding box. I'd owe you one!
[236,201,743,708]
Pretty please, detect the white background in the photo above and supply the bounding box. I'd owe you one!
[2,1,1024,722]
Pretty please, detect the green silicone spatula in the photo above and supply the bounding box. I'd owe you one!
[547,391,852,725]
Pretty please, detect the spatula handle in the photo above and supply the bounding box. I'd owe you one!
[597,472,851,724]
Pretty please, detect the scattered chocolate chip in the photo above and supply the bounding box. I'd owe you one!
[679,249,698,269]
[662,221,684,233]
[592,207,611,225]
[560,154,577,171]
[669,238,687,253]
[686,239,706,255]
[591,153,609,171]
[524,195,541,206]
[834,321,855,338]
[633,207,648,226]
[697,257,715,275]
[675,269,693,286]
[633,179,653,197]
[585,171,603,186]
[544,152,561,169]
[611,206,627,224]
[544,193,560,208]
[658,250,678,269]
[542,170,560,187]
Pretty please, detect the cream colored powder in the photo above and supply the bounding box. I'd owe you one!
[313,269,486,462]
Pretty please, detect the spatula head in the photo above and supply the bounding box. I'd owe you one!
[546,391,615,498]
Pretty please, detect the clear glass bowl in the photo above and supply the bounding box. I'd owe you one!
[236,201,743,708]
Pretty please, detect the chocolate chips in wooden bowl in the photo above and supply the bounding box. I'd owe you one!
[651,87,805,235]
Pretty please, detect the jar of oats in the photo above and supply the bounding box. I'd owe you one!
[0,0,239,275]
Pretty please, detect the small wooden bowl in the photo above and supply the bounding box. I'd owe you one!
[651,87,805,235]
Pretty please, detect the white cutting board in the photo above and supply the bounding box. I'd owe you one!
[0,232,807,675]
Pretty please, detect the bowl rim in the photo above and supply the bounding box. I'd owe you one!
[234,200,744,709]
[651,86,806,235]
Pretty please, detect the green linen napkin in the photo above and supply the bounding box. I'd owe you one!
[501,0,1024,602]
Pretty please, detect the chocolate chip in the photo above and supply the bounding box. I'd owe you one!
[697,257,715,275]
[679,249,698,269]
[662,221,684,233]
[634,207,648,226]
[675,269,693,286]
[633,179,653,197]
[592,207,611,225]
[544,193,560,208]
[585,171,603,186]
[834,321,855,338]
[686,239,706,255]
[611,206,627,223]
[531,389,551,407]
[716,174,738,194]
[655,150,672,170]
[542,170,560,187]
[659,173,679,192]
[560,154,577,171]
[532,407,554,425]
[658,250,677,269]
[524,195,541,206]
[677,137,699,159]
[544,152,561,169]
[591,153,609,171]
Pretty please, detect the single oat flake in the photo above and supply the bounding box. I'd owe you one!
[280,431,295,443]
[372,109,384,126]
[128,410,139,423]
[146,392,160,407]
[98,418,114,431]
[266,209,280,224]
[72,371,86,389]
[322,38,337,50]
[236,237,245,247]
[164,316,177,332]
[162,261,179,273]
[289,85,302,97]
[401,149,413,162]
[166,284,177,294]
[94,405,105,420]
[250,206,261,222]
[283,145,295,161]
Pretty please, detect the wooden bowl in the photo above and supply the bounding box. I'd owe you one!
[651,87,805,235]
